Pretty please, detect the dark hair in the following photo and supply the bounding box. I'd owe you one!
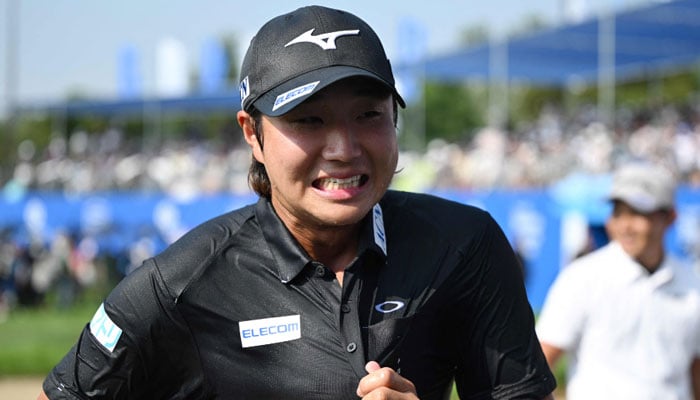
[247,110,272,198]
[246,94,399,199]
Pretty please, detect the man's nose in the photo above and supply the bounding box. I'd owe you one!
[323,125,361,161]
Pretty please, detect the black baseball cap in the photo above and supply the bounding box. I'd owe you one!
[239,5,405,116]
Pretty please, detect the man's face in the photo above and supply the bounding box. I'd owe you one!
[605,201,675,266]
[245,77,398,231]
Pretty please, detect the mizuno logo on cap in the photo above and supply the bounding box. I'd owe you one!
[285,29,360,50]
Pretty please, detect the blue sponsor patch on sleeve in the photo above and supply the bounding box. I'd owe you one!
[89,303,123,352]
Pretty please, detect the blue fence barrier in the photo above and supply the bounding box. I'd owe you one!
[1,187,698,311]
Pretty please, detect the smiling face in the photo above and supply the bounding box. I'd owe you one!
[605,200,676,271]
[238,77,398,234]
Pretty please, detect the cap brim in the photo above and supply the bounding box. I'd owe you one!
[252,65,405,116]
[608,187,669,213]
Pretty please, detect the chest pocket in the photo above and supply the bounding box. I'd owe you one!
[365,315,414,370]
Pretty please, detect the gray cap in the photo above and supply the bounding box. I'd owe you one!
[608,163,676,213]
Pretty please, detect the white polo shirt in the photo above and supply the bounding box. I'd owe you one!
[537,242,700,400]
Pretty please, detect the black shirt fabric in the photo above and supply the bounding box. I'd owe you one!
[44,190,556,399]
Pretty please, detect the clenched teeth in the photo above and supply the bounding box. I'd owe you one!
[317,175,362,190]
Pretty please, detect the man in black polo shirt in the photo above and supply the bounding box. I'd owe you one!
[40,6,555,399]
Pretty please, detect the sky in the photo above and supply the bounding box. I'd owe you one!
[1,0,644,118]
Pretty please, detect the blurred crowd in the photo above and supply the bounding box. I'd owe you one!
[396,103,700,192]
[4,104,700,197]
[1,103,700,316]
[0,224,156,320]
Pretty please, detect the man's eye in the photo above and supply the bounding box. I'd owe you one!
[360,110,381,119]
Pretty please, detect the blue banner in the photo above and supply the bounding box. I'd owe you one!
[1,187,698,311]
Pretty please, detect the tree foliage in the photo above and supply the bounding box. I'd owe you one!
[422,81,486,144]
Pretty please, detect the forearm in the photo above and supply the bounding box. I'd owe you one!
[692,357,700,400]
[540,342,565,370]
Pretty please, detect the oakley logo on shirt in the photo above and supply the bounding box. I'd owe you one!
[375,301,405,314]
[239,315,301,348]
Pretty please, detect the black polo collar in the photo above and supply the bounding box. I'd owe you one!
[255,197,387,284]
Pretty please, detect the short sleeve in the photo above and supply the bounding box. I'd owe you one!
[536,263,588,351]
[42,260,206,399]
[43,265,153,398]
[452,215,557,399]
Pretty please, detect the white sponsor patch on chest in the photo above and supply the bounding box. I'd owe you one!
[239,314,301,348]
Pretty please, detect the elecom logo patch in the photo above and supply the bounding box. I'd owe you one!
[239,315,301,348]
[272,81,319,112]
[285,29,360,50]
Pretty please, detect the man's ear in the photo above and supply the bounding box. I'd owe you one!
[665,208,677,227]
[237,110,264,163]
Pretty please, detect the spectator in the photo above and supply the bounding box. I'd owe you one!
[537,162,700,399]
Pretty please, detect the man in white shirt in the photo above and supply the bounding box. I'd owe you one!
[537,162,700,400]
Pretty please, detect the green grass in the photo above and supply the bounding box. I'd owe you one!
[0,299,101,375]
[0,296,553,399]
